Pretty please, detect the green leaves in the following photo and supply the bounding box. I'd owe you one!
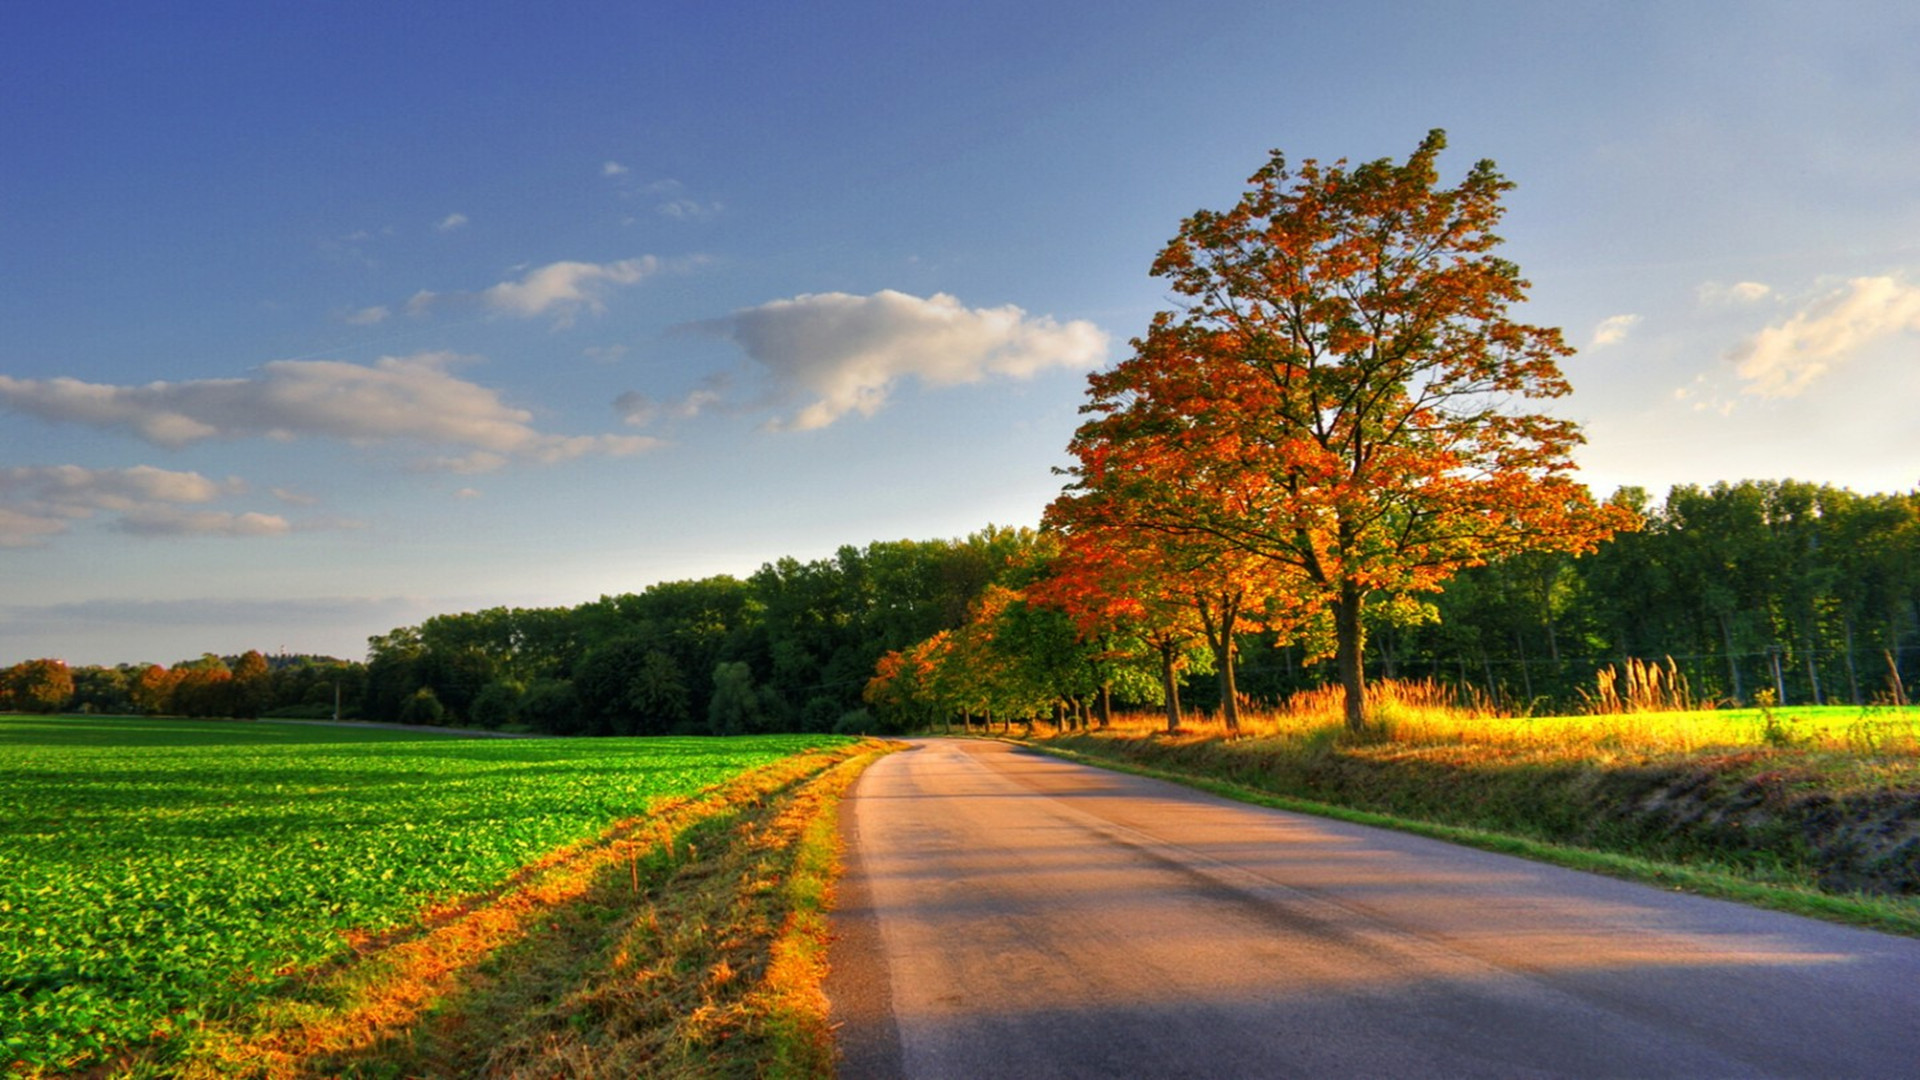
[0,717,840,1073]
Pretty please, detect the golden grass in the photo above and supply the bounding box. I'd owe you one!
[1580,657,1699,714]
[141,739,899,1080]
[1097,678,1920,758]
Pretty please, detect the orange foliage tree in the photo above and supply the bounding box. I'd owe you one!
[1027,525,1194,731]
[2,658,74,713]
[1061,130,1633,730]
[1037,502,1277,732]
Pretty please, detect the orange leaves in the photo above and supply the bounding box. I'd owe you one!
[1055,131,1628,728]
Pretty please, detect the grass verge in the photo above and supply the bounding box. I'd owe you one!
[103,738,901,1079]
[1018,729,1920,939]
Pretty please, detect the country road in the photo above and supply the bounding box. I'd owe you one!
[825,739,1920,1079]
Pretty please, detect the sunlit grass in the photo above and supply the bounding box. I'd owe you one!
[1113,678,1920,758]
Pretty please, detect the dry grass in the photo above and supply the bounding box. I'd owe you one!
[1580,657,1700,714]
[142,739,898,1079]
[1095,677,1920,759]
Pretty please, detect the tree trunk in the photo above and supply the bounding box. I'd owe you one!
[1097,682,1113,728]
[1335,582,1367,732]
[1217,646,1241,732]
[1804,637,1823,705]
[1843,619,1861,705]
[1158,639,1183,733]
[1514,630,1534,704]
[1197,594,1242,732]
[1720,613,1744,704]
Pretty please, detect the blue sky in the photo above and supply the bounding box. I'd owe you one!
[5,1,1917,666]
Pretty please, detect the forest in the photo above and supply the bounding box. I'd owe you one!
[5,478,1916,732]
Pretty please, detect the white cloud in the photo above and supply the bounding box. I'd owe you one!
[1589,314,1642,349]
[344,305,390,326]
[435,212,470,233]
[603,161,630,177]
[480,257,659,321]
[658,198,723,221]
[0,352,663,470]
[1699,280,1773,305]
[1728,276,1920,397]
[0,464,283,546]
[406,257,663,327]
[691,290,1108,431]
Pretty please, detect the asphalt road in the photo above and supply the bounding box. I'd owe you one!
[825,738,1920,1079]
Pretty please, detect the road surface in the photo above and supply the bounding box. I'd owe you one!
[826,738,1920,1078]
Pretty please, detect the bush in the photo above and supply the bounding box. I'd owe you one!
[832,708,875,735]
[398,687,446,727]
[519,679,584,736]
[470,681,524,730]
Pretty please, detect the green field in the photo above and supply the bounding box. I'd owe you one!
[0,716,845,1073]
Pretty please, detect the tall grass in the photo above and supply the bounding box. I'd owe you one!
[1580,657,1699,714]
[1095,677,1920,757]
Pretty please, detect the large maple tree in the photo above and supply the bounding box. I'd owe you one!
[1060,129,1632,730]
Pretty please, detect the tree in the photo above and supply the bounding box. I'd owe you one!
[129,664,177,715]
[169,654,235,718]
[1063,130,1631,729]
[1035,512,1241,731]
[470,679,524,729]
[708,661,776,735]
[230,650,272,718]
[576,634,691,735]
[70,665,136,715]
[4,659,74,713]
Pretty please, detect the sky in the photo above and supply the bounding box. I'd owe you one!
[4,0,1918,667]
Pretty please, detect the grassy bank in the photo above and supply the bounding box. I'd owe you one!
[1017,696,1920,936]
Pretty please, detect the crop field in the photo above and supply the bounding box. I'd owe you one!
[0,716,846,1074]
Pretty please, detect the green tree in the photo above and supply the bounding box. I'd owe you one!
[69,665,136,715]
[470,679,524,729]
[708,661,774,735]
[398,686,447,727]
[576,634,691,735]
[518,678,583,735]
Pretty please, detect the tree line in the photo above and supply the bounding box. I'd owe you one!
[5,478,1915,730]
